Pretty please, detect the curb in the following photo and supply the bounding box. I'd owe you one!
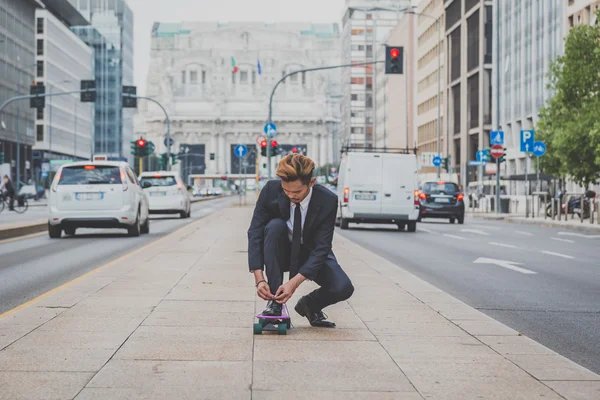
[472,214,600,234]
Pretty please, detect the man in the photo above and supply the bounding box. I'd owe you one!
[2,175,15,211]
[247,154,354,328]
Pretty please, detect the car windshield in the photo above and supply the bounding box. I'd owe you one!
[423,182,460,194]
[139,176,177,187]
[58,166,122,185]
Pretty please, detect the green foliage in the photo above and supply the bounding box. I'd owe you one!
[535,10,600,188]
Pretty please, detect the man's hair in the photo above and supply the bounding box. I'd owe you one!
[276,154,315,185]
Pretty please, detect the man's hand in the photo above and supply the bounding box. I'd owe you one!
[274,280,299,304]
[256,281,274,301]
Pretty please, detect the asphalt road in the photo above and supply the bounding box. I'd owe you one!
[337,216,600,375]
[0,203,47,226]
[0,196,235,315]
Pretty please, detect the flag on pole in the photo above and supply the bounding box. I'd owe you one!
[231,56,239,73]
[257,59,262,75]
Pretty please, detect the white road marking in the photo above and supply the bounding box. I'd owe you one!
[419,227,435,233]
[541,250,575,259]
[558,232,600,239]
[489,242,518,249]
[474,257,537,275]
[551,237,575,244]
[460,229,490,236]
[515,231,533,236]
[444,234,466,240]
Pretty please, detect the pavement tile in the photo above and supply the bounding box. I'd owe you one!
[0,371,93,400]
[353,306,450,324]
[86,360,252,389]
[256,326,377,341]
[37,316,142,333]
[0,306,64,327]
[378,336,496,362]
[477,335,557,355]
[368,321,470,337]
[408,376,564,400]
[114,325,252,361]
[165,285,255,301]
[253,360,415,392]
[7,329,130,351]
[398,355,528,380]
[75,387,250,400]
[143,309,251,328]
[0,325,38,350]
[254,340,390,363]
[252,391,423,400]
[0,347,114,372]
[455,319,520,336]
[506,354,600,380]
[543,380,600,400]
[74,296,163,308]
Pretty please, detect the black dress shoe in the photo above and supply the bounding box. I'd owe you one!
[261,300,282,316]
[294,296,336,328]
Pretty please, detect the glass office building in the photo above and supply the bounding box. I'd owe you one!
[69,0,134,161]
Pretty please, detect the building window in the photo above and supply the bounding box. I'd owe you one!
[351,94,358,101]
[366,45,373,57]
[366,93,373,107]
[36,107,44,120]
[445,0,461,30]
[351,77,365,84]
[366,14,372,20]
[452,84,461,134]
[36,125,43,141]
[202,70,206,84]
[290,73,298,83]
[240,70,248,83]
[467,10,479,72]
[484,6,493,63]
[252,70,256,84]
[232,71,236,84]
[366,77,373,90]
[190,70,198,84]
[36,17,43,34]
[450,28,461,82]
[181,70,186,84]
[302,72,306,85]
[467,73,479,129]
[465,0,479,13]
[36,39,43,55]
[36,60,43,78]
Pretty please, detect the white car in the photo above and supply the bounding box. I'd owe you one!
[138,171,191,218]
[48,161,151,238]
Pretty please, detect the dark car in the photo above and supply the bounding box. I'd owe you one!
[418,181,465,224]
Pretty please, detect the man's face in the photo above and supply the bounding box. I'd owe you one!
[281,178,316,204]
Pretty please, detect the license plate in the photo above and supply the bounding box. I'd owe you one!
[434,197,450,203]
[355,194,376,201]
[76,192,103,201]
[150,191,167,197]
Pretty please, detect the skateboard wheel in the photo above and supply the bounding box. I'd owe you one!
[253,323,263,335]
[258,318,265,326]
[285,319,291,329]
[278,324,287,335]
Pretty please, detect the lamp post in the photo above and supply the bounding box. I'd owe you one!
[406,9,442,178]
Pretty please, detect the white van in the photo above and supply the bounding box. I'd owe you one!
[335,149,420,232]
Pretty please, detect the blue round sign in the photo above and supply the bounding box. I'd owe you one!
[264,122,277,138]
[234,144,248,158]
[432,156,443,167]
[533,142,546,157]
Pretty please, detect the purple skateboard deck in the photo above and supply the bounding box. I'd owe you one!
[256,303,290,320]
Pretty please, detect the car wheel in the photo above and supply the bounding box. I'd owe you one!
[340,218,349,230]
[48,224,62,239]
[407,222,417,232]
[397,223,406,231]
[64,227,76,236]
[128,211,141,237]
[141,216,150,234]
[450,218,456,224]
[458,215,465,225]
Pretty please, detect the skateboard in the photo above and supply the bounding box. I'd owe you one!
[253,303,291,335]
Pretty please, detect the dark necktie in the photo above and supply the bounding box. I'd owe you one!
[290,205,302,270]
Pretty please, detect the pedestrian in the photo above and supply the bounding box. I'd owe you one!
[247,153,354,328]
[2,175,15,210]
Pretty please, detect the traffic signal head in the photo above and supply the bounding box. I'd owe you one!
[442,157,449,172]
[122,86,137,108]
[29,84,45,109]
[137,138,146,147]
[385,45,403,74]
[80,80,96,102]
[292,147,298,153]
[260,140,267,157]
[271,140,278,155]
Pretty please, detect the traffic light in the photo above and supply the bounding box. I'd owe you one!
[80,80,96,102]
[130,140,138,156]
[498,148,507,163]
[271,140,279,155]
[0,152,4,164]
[122,86,137,108]
[385,45,403,74]
[292,147,298,153]
[442,156,449,172]
[260,140,267,157]
[136,137,150,157]
[29,84,45,109]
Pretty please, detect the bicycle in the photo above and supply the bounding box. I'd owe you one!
[0,193,29,214]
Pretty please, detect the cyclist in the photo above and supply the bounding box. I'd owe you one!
[2,175,15,211]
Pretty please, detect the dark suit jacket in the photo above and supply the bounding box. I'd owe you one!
[247,180,338,281]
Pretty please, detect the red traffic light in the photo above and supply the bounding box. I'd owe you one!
[390,48,400,59]
[137,139,146,147]
[260,140,267,147]
[271,140,278,147]
[292,147,298,153]
[221,175,227,180]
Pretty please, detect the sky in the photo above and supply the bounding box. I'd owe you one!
[126,0,346,95]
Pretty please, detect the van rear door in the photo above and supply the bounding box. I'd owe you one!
[380,154,417,217]
[347,153,382,215]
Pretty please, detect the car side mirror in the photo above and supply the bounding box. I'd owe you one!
[142,181,152,189]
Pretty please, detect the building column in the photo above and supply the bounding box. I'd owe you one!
[311,133,319,163]
[319,134,326,168]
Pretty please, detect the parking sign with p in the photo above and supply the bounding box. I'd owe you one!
[520,130,534,153]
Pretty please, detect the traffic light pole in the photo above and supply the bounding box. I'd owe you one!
[122,94,172,171]
[266,61,384,179]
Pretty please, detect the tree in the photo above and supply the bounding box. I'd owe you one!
[535,11,600,188]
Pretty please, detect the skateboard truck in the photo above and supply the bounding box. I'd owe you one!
[254,303,291,335]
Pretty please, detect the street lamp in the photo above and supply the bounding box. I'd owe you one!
[406,9,442,179]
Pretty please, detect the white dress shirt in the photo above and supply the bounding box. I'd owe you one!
[287,187,313,243]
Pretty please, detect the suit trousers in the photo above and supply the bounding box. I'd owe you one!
[263,219,354,311]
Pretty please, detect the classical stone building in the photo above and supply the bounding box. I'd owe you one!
[135,22,341,181]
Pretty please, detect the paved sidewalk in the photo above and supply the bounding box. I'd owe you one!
[0,206,598,399]
[471,212,600,234]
